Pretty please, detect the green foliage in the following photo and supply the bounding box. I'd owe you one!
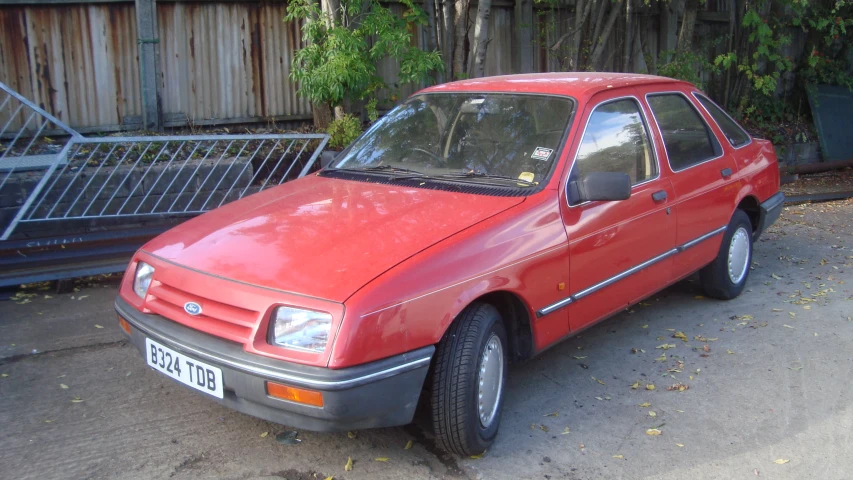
[327,114,363,149]
[285,0,443,113]
[658,49,720,88]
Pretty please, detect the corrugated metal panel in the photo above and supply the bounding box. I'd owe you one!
[0,4,140,130]
[157,1,310,125]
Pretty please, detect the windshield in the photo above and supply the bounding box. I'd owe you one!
[331,93,573,186]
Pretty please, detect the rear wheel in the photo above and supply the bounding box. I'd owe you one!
[700,209,753,299]
[430,302,507,456]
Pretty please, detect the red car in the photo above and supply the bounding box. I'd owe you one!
[116,73,783,455]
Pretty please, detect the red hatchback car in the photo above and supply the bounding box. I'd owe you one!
[116,73,784,455]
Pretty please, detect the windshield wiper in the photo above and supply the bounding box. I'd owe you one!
[337,165,427,176]
[436,171,538,187]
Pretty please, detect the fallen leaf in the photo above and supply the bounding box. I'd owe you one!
[789,312,796,318]
[667,383,689,392]
[44,295,53,299]
[676,443,685,447]
[347,431,357,439]
[676,410,685,413]
[60,384,68,389]
[539,424,549,432]
[631,381,640,389]
[772,308,782,312]
[71,397,83,403]
[649,411,657,417]
[613,454,624,459]
[77,295,89,300]
[639,402,651,408]
[591,376,605,385]
[1,373,7,378]
[375,458,389,462]
[645,428,662,436]
[94,324,104,329]
[656,344,676,350]
[324,477,334,480]
[404,440,414,450]
[703,345,711,352]
[673,332,688,342]
[646,384,656,391]
[788,366,803,371]
[727,349,735,354]
[641,324,649,329]
[572,356,587,360]
[345,457,353,471]
[260,432,269,438]
[560,427,571,435]
[543,412,559,417]
[771,273,782,280]
[656,353,667,362]
[44,419,53,423]
[783,324,795,329]
[774,459,790,465]
[470,450,486,459]
[694,295,705,299]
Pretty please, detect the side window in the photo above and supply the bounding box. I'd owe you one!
[647,94,720,171]
[573,99,657,187]
[694,94,751,147]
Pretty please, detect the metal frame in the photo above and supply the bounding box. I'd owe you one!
[1,81,329,242]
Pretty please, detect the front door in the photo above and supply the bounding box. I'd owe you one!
[558,90,677,332]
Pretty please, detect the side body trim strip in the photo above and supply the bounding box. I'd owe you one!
[536,225,727,317]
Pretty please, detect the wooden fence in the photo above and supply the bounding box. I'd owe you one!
[0,0,715,132]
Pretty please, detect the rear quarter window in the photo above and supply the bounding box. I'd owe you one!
[694,93,751,148]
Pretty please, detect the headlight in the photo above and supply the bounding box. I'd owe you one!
[269,307,332,353]
[133,262,155,298]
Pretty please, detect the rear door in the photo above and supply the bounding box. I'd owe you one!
[642,89,738,281]
[557,89,677,332]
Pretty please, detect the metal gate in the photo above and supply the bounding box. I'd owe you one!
[1,81,328,242]
[0,81,328,286]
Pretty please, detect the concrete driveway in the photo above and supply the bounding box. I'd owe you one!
[1,200,851,480]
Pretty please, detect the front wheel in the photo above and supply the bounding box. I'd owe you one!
[430,302,508,456]
[700,209,753,299]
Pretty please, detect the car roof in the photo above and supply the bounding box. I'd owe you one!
[418,72,690,99]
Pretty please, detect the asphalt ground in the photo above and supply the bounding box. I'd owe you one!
[1,199,851,480]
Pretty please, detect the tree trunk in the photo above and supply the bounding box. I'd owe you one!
[313,102,333,130]
[676,0,698,54]
[470,0,491,78]
[589,0,622,69]
[572,0,595,70]
[320,0,341,25]
[623,0,633,71]
[452,0,470,79]
[424,0,439,53]
[442,0,454,79]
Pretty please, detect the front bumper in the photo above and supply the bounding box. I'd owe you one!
[115,296,433,432]
[755,191,785,240]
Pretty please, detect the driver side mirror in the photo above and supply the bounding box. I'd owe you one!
[570,172,631,203]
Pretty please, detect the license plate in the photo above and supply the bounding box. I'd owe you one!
[145,338,224,399]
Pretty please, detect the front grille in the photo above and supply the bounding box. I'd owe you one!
[145,280,260,344]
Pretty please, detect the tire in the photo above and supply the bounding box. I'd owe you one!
[700,209,753,300]
[430,302,508,456]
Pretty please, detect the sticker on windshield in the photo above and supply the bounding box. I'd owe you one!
[531,147,553,161]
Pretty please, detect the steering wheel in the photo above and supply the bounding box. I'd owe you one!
[409,147,446,166]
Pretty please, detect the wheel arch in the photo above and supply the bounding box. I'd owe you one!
[451,290,535,363]
[735,194,760,233]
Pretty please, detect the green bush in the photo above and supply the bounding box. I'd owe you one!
[327,114,363,149]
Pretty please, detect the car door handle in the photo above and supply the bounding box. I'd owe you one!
[651,190,668,203]
[721,168,733,178]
